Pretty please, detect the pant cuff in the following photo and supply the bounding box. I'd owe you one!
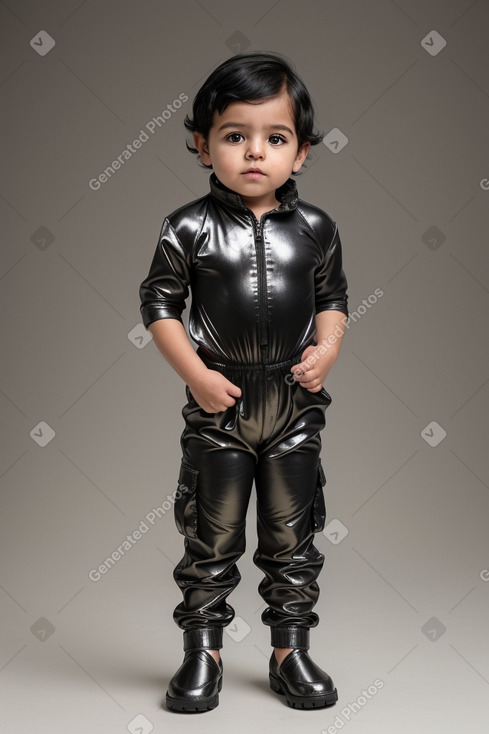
[183,627,223,651]
[270,626,310,650]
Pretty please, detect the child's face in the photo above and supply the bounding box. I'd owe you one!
[193,89,310,212]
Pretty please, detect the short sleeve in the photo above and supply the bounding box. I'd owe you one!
[314,222,348,317]
[139,218,191,329]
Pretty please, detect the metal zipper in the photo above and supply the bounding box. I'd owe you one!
[253,215,269,355]
[253,215,268,439]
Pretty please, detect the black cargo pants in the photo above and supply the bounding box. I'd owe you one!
[172,348,331,650]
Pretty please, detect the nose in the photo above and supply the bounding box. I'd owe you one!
[245,136,265,160]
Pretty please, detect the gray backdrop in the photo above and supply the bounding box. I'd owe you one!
[1,1,488,732]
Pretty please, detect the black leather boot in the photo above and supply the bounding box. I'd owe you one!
[165,627,223,713]
[269,626,338,709]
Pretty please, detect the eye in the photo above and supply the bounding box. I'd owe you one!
[269,134,286,145]
[226,132,244,143]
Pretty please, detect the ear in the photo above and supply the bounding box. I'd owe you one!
[292,142,311,173]
[193,132,212,166]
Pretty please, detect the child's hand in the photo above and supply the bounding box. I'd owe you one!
[188,368,242,413]
[290,345,335,393]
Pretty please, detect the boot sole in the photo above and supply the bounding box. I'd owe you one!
[166,675,222,713]
[269,672,338,709]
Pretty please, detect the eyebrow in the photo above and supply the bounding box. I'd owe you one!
[217,122,295,135]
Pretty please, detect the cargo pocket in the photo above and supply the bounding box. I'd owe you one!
[311,460,327,533]
[174,460,199,539]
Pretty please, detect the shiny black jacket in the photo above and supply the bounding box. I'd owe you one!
[139,173,348,365]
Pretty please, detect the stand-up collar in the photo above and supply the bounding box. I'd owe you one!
[209,172,298,213]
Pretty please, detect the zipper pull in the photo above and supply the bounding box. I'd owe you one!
[255,218,262,239]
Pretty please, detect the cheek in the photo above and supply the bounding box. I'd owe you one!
[216,149,240,170]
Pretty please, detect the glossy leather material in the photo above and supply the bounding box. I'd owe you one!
[270,625,309,649]
[139,172,348,638]
[269,649,338,708]
[166,649,223,712]
[172,351,331,632]
[139,172,348,366]
[183,626,223,651]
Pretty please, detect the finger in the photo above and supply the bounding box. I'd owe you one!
[298,371,319,386]
[291,362,312,376]
[225,378,242,397]
[222,391,240,406]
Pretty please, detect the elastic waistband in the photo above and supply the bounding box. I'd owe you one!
[197,347,303,374]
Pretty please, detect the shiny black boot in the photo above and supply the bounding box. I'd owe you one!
[165,627,223,713]
[269,626,338,709]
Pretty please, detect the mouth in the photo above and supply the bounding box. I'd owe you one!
[242,168,265,178]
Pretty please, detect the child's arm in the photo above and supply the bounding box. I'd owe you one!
[291,218,349,393]
[148,318,242,413]
[290,309,347,392]
[140,218,241,413]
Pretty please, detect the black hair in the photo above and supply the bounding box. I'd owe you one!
[184,51,323,174]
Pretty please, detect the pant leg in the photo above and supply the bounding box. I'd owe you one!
[172,386,256,631]
[171,354,331,640]
[253,377,331,633]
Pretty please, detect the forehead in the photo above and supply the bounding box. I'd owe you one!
[211,90,297,133]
